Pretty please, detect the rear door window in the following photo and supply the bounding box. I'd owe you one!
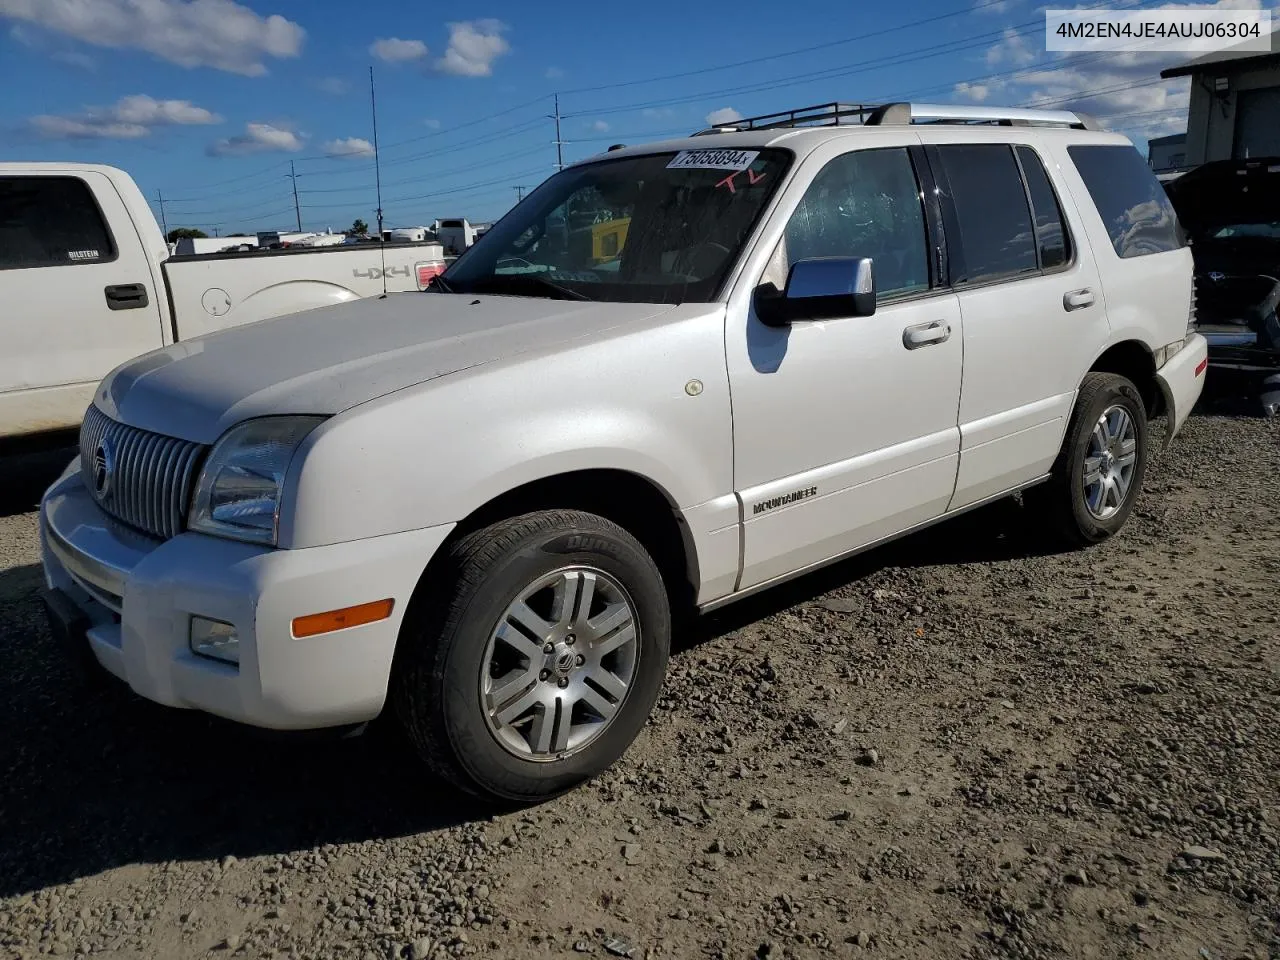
[0,176,117,271]
[1015,146,1072,270]
[1067,144,1185,257]
[934,144,1037,284]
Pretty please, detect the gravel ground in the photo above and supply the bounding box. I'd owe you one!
[1,400,1276,960]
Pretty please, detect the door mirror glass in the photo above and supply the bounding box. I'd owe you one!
[757,256,876,325]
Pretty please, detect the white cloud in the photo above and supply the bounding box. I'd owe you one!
[209,122,303,156]
[435,19,510,77]
[113,95,219,125]
[30,94,221,140]
[370,37,428,62]
[31,116,148,139]
[0,0,304,76]
[642,107,676,119]
[590,120,610,133]
[424,118,441,129]
[705,107,743,126]
[316,76,348,95]
[985,27,1036,67]
[974,0,1018,12]
[323,137,375,159]
[954,81,993,102]
[544,65,564,79]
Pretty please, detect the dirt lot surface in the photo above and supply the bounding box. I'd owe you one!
[1,404,1277,960]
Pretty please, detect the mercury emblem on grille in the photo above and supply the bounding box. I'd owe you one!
[93,437,115,500]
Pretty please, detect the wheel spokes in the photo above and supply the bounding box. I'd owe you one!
[481,565,641,761]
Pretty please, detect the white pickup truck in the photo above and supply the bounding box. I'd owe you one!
[0,163,445,442]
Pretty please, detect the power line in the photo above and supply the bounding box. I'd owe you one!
[297,145,550,196]
[554,0,1015,98]
[560,0,1157,121]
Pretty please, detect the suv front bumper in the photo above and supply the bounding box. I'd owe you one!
[39,466,452,730]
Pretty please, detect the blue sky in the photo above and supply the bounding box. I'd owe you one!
[0,0,1255,235]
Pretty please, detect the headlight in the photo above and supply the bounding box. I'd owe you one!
[189,416,326,546]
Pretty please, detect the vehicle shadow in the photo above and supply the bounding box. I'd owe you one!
[0,563,474,899]
[686,493,1060,644]
[0,439,76,519]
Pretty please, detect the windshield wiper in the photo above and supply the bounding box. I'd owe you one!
[465,272,591,301]
[427,274,454,293]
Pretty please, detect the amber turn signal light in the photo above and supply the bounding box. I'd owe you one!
[292,599,395,638]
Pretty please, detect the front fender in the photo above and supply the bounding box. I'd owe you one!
[279,310,734,550]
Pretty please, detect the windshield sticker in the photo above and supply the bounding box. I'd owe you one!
[715,168,768,193]
[67,249,101,261]
[667,149,760,172]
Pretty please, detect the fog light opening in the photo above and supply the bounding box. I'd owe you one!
[190,616,240,665]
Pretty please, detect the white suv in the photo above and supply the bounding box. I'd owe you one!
[40,102,1207,802]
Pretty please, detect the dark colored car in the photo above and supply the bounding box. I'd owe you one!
[1165,158,1280,413]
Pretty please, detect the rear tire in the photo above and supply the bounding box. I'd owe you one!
[1033,372,1149,547]
[392,510,670,804]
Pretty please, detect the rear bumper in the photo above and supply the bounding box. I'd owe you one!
[39,467,454,730]
[1155,333,1208,446]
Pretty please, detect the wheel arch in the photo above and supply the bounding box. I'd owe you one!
[1088,339,1162,418]
[414,468,699,617]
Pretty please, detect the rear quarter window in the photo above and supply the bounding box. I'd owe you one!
[1067,145,1185,258]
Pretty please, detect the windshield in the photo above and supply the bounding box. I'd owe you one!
[440,147,792,303]
[1209,221,1280,240]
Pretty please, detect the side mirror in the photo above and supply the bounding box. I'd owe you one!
[756,257,876,326]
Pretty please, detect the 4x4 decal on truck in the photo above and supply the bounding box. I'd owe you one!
[354,266,412,280]
[752,486,818,516]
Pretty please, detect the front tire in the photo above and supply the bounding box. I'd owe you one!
[392,510,671,803]
[1036,372,1149,546]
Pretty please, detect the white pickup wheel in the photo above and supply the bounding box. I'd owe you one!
[392,509,670,803]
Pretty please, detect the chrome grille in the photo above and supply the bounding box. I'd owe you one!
[79,405,206,540]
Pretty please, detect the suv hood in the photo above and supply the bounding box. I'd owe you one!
[97,293,676,443]
[1166,157,1280,235]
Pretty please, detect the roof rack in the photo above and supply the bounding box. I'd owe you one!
[692,100,1102,135]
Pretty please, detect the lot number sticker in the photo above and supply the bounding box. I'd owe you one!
[667,149,760,171]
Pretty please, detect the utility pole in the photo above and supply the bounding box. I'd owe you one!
[549,93,565,171]
[156,190,169,239]
[512,185,529,203]
[370,66,385,240]
[286,161,302,232]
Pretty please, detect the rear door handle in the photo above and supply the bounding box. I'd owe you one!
[1063,288,1095,311]
[104,283,150,311]
[903,319,951,350]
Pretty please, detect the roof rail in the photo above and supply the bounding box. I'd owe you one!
[692,100,1103,134]
[691,101,883,135]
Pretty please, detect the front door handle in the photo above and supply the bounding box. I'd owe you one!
[1063,288,1095,312]
[104,283,150,311]
[903,319,951,350]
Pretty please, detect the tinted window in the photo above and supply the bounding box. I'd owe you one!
[936,144,1037,284]
[1068,145,1184,257]
[1016,146,1071,269]
[0,176,116,271]
[773,147,929,300]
